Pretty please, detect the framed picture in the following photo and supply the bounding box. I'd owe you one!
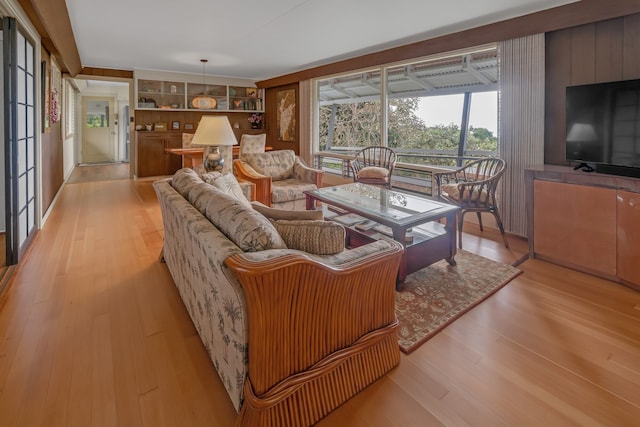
[154,122,167,131]
[184,123,194,130]
[172,120,180,130]
[277,88,296,142]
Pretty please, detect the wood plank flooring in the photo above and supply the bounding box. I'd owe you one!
[0,167,638,426]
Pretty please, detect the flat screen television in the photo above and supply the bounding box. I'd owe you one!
[565,78,640,177]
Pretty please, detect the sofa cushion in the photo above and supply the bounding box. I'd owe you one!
[202,172,251,207]
[171,168,202,198]
[272,219,345,255]
[251,202,323,221]
[243,150,296,181]
[205,189,287,252]
[271,179,318,203]
[358,166,389,179]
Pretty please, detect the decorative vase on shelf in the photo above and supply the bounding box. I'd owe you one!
[251,123,259,129]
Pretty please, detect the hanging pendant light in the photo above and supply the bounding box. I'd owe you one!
[192,59,217,109]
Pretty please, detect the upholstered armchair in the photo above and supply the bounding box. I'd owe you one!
[238,133,266,159]
[233,149,324,209]
[432,157,509,249]
[350,146,397,188]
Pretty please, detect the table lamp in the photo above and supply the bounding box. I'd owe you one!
[191,115,238,172]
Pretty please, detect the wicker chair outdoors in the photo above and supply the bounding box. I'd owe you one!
[349,146,397,188]
[432,157,509,249]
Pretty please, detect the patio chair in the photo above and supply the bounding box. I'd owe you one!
[432,157,509,249]
[349,146,397,189]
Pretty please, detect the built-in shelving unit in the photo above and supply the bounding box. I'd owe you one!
[135,70,264,113]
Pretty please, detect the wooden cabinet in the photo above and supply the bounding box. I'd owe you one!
[616,190,640,285]
[526,166,640,290]
[533,180,617,276]
[136,131,182,177]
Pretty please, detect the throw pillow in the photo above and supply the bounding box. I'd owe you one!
[272,219,345,255]
[171,168,202,198]
[251,202,324,221]
[202,172,251,207]
[187,183,219,214]
[204,189,287,252]
[358,166,389,178]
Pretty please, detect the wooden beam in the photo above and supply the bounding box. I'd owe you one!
[18,0,82,75]
[80,67,134,79]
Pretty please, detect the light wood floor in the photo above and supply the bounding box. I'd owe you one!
[0,167,639,426]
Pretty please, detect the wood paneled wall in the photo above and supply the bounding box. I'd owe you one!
[40,49,64,215]
[133,110,266,143]
[544,13,640,165]
[264,84,300,154]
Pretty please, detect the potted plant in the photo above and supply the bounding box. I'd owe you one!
[248,113,263,129]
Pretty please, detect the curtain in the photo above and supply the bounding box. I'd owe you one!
[498,34,545,238]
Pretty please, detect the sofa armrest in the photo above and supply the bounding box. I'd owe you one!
[293,159,324,188]
[225,239,403,425]
[234,159,272,206]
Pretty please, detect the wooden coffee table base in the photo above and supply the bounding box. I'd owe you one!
[344,211,457,291]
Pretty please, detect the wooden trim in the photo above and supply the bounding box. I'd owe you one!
[80,67,134,79]
[17,0,82,75]
[257,0,640,88]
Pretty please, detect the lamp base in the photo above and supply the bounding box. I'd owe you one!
[203,146,224,172]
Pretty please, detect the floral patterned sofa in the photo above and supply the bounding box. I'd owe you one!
[153,168,403,426]
[233,149,323,210]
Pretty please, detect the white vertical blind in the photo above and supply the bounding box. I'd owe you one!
[498,34,545,238]
[299,80,313,164]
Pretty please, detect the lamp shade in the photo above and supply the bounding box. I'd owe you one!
[566,123,598,142]
[191,116,238,147]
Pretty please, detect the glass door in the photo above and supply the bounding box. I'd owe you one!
[3,17,37,265]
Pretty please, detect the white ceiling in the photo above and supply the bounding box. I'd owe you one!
[64,0,577,81]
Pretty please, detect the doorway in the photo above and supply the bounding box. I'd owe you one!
[81,96,115,163]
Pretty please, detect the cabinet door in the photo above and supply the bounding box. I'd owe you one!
[137,134,168,177]
[617,190,640,285]
[533,180,617,276]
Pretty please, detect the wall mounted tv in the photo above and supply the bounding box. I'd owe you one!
[565,78,640,177]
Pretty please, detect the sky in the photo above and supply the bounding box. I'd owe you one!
[417,92,498,135]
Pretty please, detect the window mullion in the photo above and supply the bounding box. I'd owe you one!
[457,92,472,166]
[381,67,387,147]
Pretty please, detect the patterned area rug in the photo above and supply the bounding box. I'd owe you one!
[396,250,521,354]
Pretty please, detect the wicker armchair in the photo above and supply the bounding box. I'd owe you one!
[349,146,397,188]
[432,157,509,249]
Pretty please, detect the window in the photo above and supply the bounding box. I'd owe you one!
[314,45,499,186]
[318,70,381,152]
[85,99,110,128]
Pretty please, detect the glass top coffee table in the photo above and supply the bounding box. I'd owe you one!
[305,183,460,290]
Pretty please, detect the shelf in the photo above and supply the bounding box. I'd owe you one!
[136,78,263,112]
